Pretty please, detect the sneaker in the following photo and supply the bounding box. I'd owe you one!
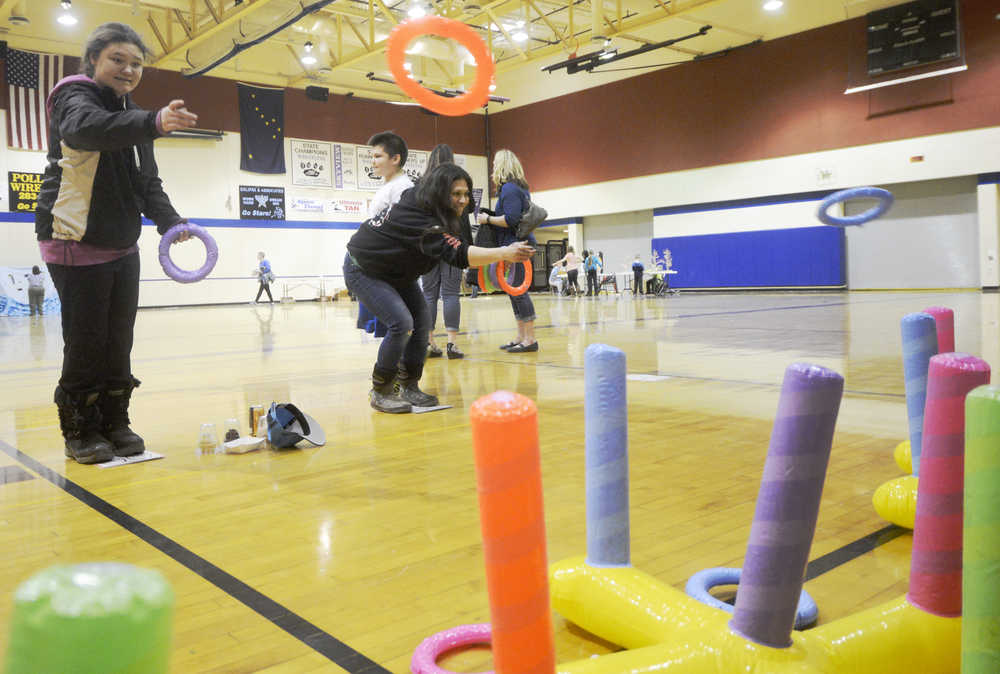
[396,382,439,407]
[369,387,412,414]
[507,342,539,353]
[499,341,519,350]
[446,343,464,359]
[427,344,443,358]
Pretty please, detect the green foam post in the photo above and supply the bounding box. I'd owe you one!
[963,385,1000,673]
[5,563,174,674]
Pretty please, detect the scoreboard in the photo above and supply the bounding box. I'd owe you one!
[867,0,960,76]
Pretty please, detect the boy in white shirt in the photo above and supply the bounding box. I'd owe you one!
[367,131,413,219]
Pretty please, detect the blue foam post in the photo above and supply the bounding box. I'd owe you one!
[585,343,630,567]
[901,312,938,476]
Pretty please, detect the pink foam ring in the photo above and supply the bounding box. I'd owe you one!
[158,222,218,283]
[410,623,492,674]
[907,353,990,617]
[923,306,955,353]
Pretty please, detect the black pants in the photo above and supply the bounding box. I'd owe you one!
[47,252,140,395]
[566,269,580,294]
[633,270,643,294]
[586,269,599,295]
[256,281,273,302]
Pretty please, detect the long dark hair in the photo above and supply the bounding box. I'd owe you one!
[416,163,473,237]
[80,23,152,77]
[423,144,455,178]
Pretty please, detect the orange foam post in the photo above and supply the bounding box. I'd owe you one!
[470,391,555,674]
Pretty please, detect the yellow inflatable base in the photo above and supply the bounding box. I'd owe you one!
[552,557,960,673]
[894,440,912,473]
[872,475,918,529]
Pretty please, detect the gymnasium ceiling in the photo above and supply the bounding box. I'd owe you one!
[4,0,909,108]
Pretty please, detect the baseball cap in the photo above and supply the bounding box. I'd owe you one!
[266,402,326,448]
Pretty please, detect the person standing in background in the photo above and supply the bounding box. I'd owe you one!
[477,149,539,353]
[26,266,45,316]
[631,254,644,296]
[419,144,471,360]
[584,249,603,296]
[254,251,274,303]
[551,246,581,296]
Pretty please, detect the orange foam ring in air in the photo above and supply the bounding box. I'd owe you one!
[470,391,556,674]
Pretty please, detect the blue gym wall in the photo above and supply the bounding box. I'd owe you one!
[652,226,845,289]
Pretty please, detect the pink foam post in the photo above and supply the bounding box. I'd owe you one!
[908,353,990,616]
[923,306,955,354]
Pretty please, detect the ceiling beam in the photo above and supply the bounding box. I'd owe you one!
[153,0,285,66]
[147,12,170,53]
[493,0,726,75]
[202,0,221,24]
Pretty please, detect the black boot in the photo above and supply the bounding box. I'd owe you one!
[369,371,412,414]
[100,377,145,457]
[395,365,439,407]
[54,387,114,464]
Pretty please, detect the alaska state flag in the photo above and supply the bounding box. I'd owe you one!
[238,83,285,174]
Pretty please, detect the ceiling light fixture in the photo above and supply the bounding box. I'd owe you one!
[512,31,528,42]
[408,5,426,18]
[57,0,77,25]
[301,40,317,65]
[763,0,783,11]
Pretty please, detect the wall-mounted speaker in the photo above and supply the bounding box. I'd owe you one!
[305,85,329,102]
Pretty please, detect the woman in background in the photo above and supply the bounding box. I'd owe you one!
[419,144,472,359]
[477,149,539,353]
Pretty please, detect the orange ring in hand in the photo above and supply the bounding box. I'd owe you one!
[497,259,532,296]
[386,16,495,117]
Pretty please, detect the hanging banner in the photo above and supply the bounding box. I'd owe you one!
[327,198,367,217]
[333,143,357,190]
[239,185,286,220]
[402,150,428,184]
[290,196,325,213]
[356,146,381,191]
[8,172,43,212]
[290,140,333,188]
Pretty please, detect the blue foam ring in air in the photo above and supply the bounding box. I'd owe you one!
[817,187,894,227]
[686,567,819,630]
[584,343,630,567]
[900,312,938,476]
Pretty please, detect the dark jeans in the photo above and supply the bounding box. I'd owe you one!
[506,261,535,322]
[586,269,599,295]
[344,254,429,383]
[421,260,461,331]
[47,252,140,395]
[28,287,45,314]
[255,281,273,302]
[566,269,580,294]
[633,270,643,294]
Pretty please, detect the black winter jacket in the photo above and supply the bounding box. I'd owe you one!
[35,75,183,248]
[347,188,471,285]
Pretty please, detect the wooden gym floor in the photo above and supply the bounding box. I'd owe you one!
[0,289,997,672]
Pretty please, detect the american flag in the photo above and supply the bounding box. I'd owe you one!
[6,48,64,152]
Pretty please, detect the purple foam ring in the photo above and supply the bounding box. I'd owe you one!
[158,222,218,283]
[584,344,630,567]
[901,312,938,476]
[729,363,844,648]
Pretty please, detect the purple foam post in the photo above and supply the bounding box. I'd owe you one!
[729,363,844,648]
